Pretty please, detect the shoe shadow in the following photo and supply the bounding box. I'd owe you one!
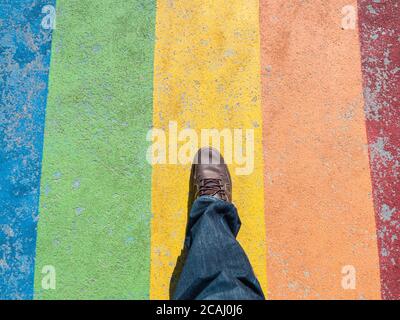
[169,247,188,299]
[169,165,195,299]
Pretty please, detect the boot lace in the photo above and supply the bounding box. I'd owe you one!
[198,178,227,201]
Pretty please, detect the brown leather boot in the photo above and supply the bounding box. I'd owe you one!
[188,147,232,210]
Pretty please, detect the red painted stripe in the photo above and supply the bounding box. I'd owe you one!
[358,0,400,299]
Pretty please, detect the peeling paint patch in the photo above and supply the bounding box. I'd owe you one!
[380,204,396,222]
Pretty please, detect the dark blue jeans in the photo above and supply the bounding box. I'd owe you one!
[172,196,265,300]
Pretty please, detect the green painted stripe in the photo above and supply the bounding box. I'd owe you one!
[34,0,156,299]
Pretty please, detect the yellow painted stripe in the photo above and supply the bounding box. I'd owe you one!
[150,0,267,299]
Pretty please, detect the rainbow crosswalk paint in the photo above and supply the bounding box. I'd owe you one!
[0,0,399,300]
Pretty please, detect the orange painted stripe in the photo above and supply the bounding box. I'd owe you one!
[260,0,381,299]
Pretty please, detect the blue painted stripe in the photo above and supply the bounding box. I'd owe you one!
[0,0,55,299]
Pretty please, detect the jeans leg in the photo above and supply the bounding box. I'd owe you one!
[172,196,265,300]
